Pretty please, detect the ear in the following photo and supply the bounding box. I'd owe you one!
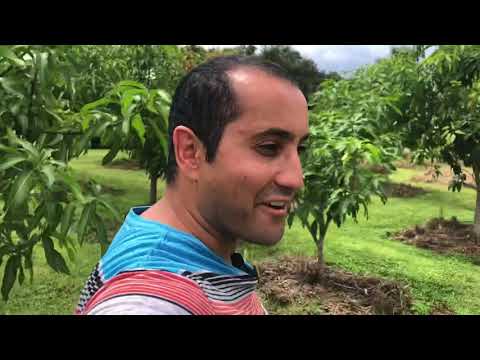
[172,126,205,181]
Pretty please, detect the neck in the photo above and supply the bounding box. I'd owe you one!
[141,185,237,264]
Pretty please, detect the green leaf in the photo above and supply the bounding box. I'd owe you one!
[132,114,145,145]
[81,97,115,116]
[309,220,318,242]
[44,108,64,125]
[37,52,49,92]
[117,80,147,90]
[59,172,85,202]
[60,203,76,240]
[93,120,111,138]
[42,237,70,275]
[81,115,93,131]
[7,170,35,211]
[0,46,25,67]
[446,133,456,145]
[0,156,26,172]
[10,133,39,159]
[120,96,138,134]
[76,202,94,245]
[97,198,121,222]
[56,141,68,163]
[158,104,170,132]
[364,143,381,163]
[45,202,61,231]
[29,202,45,231]
[155,89,172,104]
[102,140,122,165]
[23,247,34,283]
[94,214,110,256]
[144,117,168,157]
[0,144,18,154]
[65,242,76,262]
[1,255,20,301]
[73,125,95,156]
[286,210,294,227]
[122,116,131,136]
[18,263,25,285]
[47,134,63,147]
[0,246,10,268]
[40,165,55,188]
[49,160,66,167]
[0,76,25,98]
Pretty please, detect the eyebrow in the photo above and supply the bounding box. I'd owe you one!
[254,128,310,143]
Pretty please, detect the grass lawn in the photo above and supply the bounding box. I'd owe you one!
[1,150,479,314]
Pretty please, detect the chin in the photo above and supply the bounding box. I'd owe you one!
[246,230,285,247]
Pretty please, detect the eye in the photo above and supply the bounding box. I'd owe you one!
[257,143,280,157]
[298,144,307,155]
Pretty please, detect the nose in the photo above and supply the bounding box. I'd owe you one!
[274,149,305,191]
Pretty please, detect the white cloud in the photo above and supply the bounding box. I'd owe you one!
[199,45,398,74]
[291,45,394,74]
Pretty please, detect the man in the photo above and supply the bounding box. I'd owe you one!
[76,55,309,315]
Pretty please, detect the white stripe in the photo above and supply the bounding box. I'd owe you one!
[87,295,191,315]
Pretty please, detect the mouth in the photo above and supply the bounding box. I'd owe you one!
[258,201,290,217]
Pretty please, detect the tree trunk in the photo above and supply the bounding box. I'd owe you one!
[149,175,158,205]
[473,164,480,241]
[316,234,325,267]
[316,218,331,267]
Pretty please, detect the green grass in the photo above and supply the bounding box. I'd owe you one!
[71,150,158,215]
[2,150,479,314]
[243,170,480,314]
[0,243,100,315]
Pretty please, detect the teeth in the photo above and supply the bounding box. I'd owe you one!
[269,202,285,207]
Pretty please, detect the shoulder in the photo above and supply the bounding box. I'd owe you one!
[86,294,192,315]
[81,270,214,315]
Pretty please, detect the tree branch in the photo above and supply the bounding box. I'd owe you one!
[0,65,12,77]
[27,60,38,129]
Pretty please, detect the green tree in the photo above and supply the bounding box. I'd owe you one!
[73,46,183,202]
[64,45,184,110]
[405,45,480,238]
[292,50,417,265]
[259,45,340,100]
[0,45,119,301]
[180,45,210,72]
[79,80,171,205]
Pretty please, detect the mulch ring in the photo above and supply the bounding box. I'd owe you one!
[411,166,476,190]
[392,217,480,263]
[382,182,427,198]
[256,256,413,315]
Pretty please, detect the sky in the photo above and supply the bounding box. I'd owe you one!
[199,45,407,74]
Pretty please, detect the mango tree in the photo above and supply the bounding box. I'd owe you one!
[292,51,417,265]
[259,45,340,101]
[63,45,184,111]
[406,45,480,238]
[74,45,183,203]
[0,45,120,301]
[79,80,171,204]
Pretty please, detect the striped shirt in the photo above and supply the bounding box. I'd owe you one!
[76,206,266,315]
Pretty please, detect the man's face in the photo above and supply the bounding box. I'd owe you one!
[196,68,309,247]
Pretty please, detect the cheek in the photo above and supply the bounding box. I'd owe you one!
[212,149,276,201]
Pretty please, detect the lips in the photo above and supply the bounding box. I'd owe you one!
[259,204,289,217]
[258,199,292,217]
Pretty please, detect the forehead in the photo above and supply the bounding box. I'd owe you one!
[226,68,309,139]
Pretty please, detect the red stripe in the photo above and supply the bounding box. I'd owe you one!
[84,271,213,315]
[92,273,212,315]
[209,293,265,315]
[82,270,266,315]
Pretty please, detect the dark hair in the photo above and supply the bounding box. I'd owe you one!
[165,55,298,184]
